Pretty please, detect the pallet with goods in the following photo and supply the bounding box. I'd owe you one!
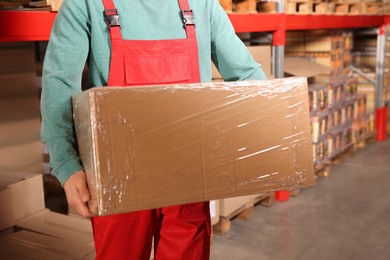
[285,0,335,15]
[329,0,387,15]
[213,193,275,235]
[235,0,257,13]
[285,29,376,172]
[27,0,62,11]
[257,0,278,13]
[219,0,278,14]
[218,0,257,13]
[0,0,62,11]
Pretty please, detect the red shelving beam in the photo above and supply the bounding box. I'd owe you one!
[0,11,56,42]
[0,11,388,41]
[286,15,385,30]
[228,13,283,33]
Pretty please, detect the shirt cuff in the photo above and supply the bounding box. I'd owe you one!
[52,157,84,186]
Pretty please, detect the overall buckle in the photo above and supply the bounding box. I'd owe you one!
[181,9,195,27]
[104,9,120,29]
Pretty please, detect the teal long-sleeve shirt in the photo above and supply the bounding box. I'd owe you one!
[41,0,267,186]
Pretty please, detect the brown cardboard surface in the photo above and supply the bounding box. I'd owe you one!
[0,252,26,260]
[0,237,71,260]
[219,195,258,217]
[212,46,272,79]
[6,230,94,258]
[15,210,94,244]
[0,96,40,122]
[0,47,36,75]
[0,73,38,99]
[247,46,272,78]
[284,57,330,78]
[0,139,42,170]
[73,78,315,216]
[0,171,45,231]
[0,118,41,147]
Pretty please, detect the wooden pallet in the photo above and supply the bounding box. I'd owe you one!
[286,1,314,14]
[353,134,375,152]
[219,0,233,12]
[330,144,355,165]
[257,1,277,13]
[316,165,331,177]
[235,0,257,13]
[213,192,275,235]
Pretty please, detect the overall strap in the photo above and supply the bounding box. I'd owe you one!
[178,0,197,39]
[102,0,122,41]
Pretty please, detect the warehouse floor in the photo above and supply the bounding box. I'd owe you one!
[210,138,390,260]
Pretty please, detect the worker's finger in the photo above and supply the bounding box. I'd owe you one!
[64,171,95,218]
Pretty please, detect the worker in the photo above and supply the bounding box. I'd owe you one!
[41,0,267,259]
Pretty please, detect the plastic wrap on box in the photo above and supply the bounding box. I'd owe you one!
[72,77,315,216]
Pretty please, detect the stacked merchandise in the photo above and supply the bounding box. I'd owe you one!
[284,0,390,15]
[0,43,95,259]
[352,30,382,140]
[0,43,43,173]
[287,30,360,168]
[218,0,390,14]
[27,0,62,11]
[309,82,331,169]
[0,0,62,11]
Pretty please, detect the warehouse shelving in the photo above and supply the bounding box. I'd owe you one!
[0,10,388,141]
[0,11,387,42]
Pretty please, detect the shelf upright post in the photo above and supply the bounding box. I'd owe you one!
[272,0,285,78]
[375,22,389,141]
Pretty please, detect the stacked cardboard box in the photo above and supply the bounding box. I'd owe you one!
[286,30,349,75]
[286,30,373,165]
[212,46,272,81]
[0,170,95,259]
[284,0,390,15]
[0,43,95,259]
[0,0,62,11]
[27,0,63,11]
[0,43,43,173]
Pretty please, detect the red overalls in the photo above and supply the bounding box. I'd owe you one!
[90,0,211,259]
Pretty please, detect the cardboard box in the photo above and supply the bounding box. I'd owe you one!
[210,200,220,225]
[0,230,94,259]
[0,118,41,147]
[212,46,272,79]
[73,78,315,216]
[0,140,42,170]
[0,171,45,231]
[219,195,258,218]
[0,96,40,122]
[15,209,94,244]
[0,73,38,99]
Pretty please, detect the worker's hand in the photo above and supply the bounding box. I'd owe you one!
[63,171,95,218]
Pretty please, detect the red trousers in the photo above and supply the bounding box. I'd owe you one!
[91,202,211,259]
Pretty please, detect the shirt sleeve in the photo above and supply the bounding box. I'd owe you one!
[40,0,90,186]
[209,0,267,81]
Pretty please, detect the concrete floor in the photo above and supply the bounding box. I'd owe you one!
[210,139,390,260]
